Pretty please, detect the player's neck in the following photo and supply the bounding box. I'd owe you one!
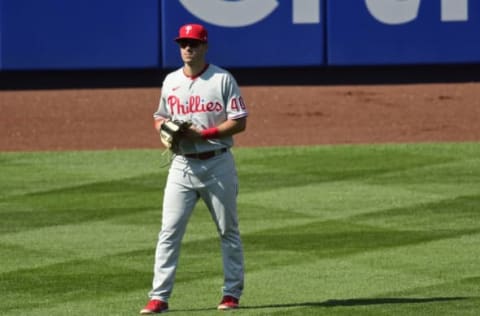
[183,61,207,78]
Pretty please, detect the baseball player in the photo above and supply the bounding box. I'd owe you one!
[140,23,247,314]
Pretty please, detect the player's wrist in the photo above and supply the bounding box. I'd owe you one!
[201,127,219,139]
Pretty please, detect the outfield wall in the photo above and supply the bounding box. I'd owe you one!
[1,0,479,70]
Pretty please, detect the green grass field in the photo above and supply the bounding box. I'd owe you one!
[1,143,479,315]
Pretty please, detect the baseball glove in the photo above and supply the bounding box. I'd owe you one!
[159,120,192,151]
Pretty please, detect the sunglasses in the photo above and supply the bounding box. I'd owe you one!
[178,40,203,48]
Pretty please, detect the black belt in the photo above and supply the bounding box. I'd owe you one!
[183,148,227,160]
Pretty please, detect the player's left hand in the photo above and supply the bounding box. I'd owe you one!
[159,120,192,150]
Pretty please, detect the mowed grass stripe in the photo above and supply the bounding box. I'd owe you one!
[0,149,165,198]
[1,143,479,315]
[5,189,475,273]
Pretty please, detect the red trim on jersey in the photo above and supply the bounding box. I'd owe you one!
[184,64,209,80]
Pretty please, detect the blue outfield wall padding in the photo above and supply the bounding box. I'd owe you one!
[1,0,160,70]
[327,0,480,66]
[161,0,325,68]
[2,0,480,71]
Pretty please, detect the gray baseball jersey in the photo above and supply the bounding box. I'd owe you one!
[154,64,248,154]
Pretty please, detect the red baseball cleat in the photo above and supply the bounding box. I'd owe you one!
[140,299,169,314]
[217,295,239,310]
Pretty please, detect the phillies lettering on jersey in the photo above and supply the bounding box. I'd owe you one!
[167,95,223,115]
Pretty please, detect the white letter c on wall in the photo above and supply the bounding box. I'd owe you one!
[365,0,421,25]
[179,0,279,27]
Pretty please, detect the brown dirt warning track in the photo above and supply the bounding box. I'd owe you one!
[1,74,480,151]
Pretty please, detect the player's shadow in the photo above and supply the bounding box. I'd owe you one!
[242,296,468,310]
[175,296,468,313]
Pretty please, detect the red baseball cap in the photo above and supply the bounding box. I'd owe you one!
[175,24,208,43]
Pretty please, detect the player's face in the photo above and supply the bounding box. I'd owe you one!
[178,40,207,65]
